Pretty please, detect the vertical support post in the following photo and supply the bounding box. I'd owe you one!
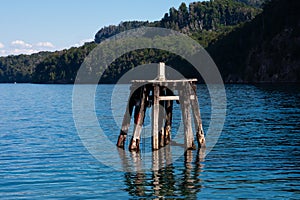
[179,82,196,150]
[157,62,166,81]
[189,82,206,147]
[129,86,148,152]
[117,85,136,149]
[159,87,165,148]
[164,88,173,145]
[152,84,160,151]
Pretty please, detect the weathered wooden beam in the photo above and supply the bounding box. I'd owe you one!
[129,86,148,152]
[131,79,197,83]
[152,84,160,151]
[189,83,206,147]
[158,96,180,101]
[156,62,166,81]
[117,86,136,149]
[180,83,196,150]
[164,88,173,145]
[159,87,166,148]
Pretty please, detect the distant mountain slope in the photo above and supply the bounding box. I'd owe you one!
[94,21,149,44]
[208,0,300,83]
[0,0,298,84]
[95,0,260,47]
[0,52,51,83]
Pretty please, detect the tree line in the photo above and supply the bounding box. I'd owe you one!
[2,0,299,84]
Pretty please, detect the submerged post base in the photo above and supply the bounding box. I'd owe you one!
[164,125,171,145]
[186,142,197,150]
[129,137,140,152]
[197,130,206,148]
[117,132,127,149]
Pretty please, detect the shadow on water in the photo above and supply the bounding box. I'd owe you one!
[118,147,206,199]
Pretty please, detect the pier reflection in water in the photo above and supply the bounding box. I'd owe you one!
[118,146,206,199]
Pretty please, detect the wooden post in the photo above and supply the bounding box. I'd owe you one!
[117,86,136,149]
[152,84,160,151]
[159,87,165,148]
[180,83,196,150]
[129,86,148,151]
[157,62,166,81]
[164,88,173,145]
[189,83,206,147]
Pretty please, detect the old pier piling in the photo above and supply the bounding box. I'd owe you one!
[116,62,205,151]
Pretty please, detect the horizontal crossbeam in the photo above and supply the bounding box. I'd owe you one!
[158,96,180,101]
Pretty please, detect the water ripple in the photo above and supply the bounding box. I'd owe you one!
[0,84,299,199]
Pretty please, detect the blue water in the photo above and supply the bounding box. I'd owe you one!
[0,84,299,199]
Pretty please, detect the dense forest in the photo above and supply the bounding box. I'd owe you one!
[0,0,299,83]
[208,0,300,82]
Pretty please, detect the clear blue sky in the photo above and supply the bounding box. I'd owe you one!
[0,0,201,56]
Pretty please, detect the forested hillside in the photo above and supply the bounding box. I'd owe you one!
[236,0,265,7]
[95,0,259,47]
[0,0,298,84]
[0,52,51,83]
[208,0,300,82]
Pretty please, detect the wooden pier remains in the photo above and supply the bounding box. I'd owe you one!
[117,63,205,151]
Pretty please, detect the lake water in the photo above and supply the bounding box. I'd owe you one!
[0,84,299,199]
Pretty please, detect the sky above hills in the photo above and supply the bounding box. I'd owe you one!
[0,0,199,57]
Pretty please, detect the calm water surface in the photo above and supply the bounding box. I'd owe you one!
[0,84,299,199]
